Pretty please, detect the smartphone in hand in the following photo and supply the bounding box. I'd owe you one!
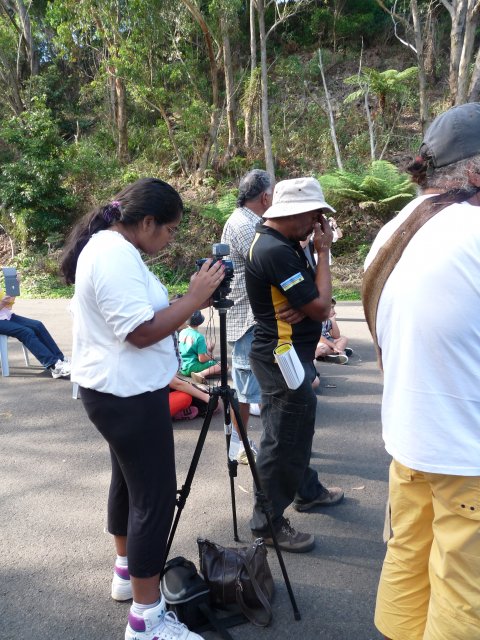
[2,267,20,297]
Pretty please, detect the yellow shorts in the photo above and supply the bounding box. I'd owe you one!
[375,459,480,640]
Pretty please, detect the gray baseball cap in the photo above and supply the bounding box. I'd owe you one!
[263,177,335,219]
[419,102,480,168]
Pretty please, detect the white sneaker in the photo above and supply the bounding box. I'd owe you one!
[60,358,71,376]
[249,403,261,416]
[125,603,203,640]
[50,360,65,378]
[112,565,132,601]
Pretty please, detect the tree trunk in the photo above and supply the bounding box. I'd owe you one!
[15,0,38,76]
[455,0,480,104]
[220,15,239,156]
[411,0,429,131]
[146,98,190,177]
[244,0,257,149]
[115,75,129,164]
[181,0,221,184]
[318,48,343,169]
[0,49,24,114]
[423,3,438,83]
[257,0,275,178]
[441,0,468,104]
[468,45,480,101]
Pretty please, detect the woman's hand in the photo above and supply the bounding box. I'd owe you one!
[187,258,225,308]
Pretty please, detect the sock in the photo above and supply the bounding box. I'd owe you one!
[115,554,128,568]
[228,428,241,459]
[131,599,161,616]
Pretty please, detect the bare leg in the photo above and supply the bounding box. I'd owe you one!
[231,401,250,437]
[131,575,161,605]
[114,535,160,604]
[114,534,127,556]
[203,363,222,377]
[333,336,348,353]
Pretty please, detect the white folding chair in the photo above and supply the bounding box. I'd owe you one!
[0,334,31,377]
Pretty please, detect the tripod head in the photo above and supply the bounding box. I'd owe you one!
[196,243,234,310]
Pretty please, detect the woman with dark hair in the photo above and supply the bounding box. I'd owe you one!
[61,178,224,640]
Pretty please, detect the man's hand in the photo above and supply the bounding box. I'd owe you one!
[276,303,306,325]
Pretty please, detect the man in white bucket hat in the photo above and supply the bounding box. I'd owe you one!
[246,177,344,553]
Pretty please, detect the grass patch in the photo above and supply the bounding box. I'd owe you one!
[333,288,361,301]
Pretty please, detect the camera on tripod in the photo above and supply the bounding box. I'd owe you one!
[196,243,234,307]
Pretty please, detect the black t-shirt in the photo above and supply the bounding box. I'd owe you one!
[245,224,323,362]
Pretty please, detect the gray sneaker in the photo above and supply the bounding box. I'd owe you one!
[259,518,315,553]
[324,353,348,365]
[292,486,344,512]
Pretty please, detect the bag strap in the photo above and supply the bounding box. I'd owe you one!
[362,193,458,370]
[197,603,235,640]
[235,543,272,627]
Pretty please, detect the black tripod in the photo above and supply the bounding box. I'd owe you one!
[164,298,301,621]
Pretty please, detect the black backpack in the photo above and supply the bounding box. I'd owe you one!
[161,556,246,640]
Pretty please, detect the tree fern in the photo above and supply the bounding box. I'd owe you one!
[201,191,237,224]
[319,160,416,223]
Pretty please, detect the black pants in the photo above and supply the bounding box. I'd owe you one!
[249,356,325,533]
[80,386,176,578]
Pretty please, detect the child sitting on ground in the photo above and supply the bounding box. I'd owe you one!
[315,298,353,365]
[178,310,221,384]
[169,374,221,421]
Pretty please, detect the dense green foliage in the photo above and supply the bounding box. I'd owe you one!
[0,0,475,296]
[0,99,75,248]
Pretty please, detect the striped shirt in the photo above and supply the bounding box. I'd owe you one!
[221,206,261,342]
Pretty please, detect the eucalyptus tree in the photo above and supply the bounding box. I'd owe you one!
[375,0,480,111]
[47,0,132,163]
[255,0,314,178]
[0,0,41,115]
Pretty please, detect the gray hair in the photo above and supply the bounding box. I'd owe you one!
[237,169,273,207]
[424,155,480,194]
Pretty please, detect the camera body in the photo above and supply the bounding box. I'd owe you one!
[196,243,234,306]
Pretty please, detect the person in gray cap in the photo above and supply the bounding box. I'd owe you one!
[246,176,344,553]
[363,102,480,640]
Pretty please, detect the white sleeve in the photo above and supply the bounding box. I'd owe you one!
[92,244,155,342]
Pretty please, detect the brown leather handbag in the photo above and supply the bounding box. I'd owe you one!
[197,537,274,627]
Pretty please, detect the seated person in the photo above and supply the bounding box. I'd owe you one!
[315,298,352,365]
[169,374,221,420]
[0,276,70,378]
[178,310,221,384]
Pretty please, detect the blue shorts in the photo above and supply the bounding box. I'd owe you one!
[229,326,261,404]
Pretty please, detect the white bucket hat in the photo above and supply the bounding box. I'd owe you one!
[263,177,335,219]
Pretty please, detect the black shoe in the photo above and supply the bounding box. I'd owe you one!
[254,518,315,553]
[345,347,353,357]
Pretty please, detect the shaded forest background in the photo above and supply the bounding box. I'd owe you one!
[1,0,480,297]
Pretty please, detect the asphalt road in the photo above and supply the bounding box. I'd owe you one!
[0,299,388,640]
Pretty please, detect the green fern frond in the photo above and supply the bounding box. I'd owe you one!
[378,193,414,207]
[201,191,237,224]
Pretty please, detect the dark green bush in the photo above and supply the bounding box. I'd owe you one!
[0,98,75,249]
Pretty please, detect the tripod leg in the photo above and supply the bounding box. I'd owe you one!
[221,392,240,541]
[163,392,219,566]
[228,389,301,621]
